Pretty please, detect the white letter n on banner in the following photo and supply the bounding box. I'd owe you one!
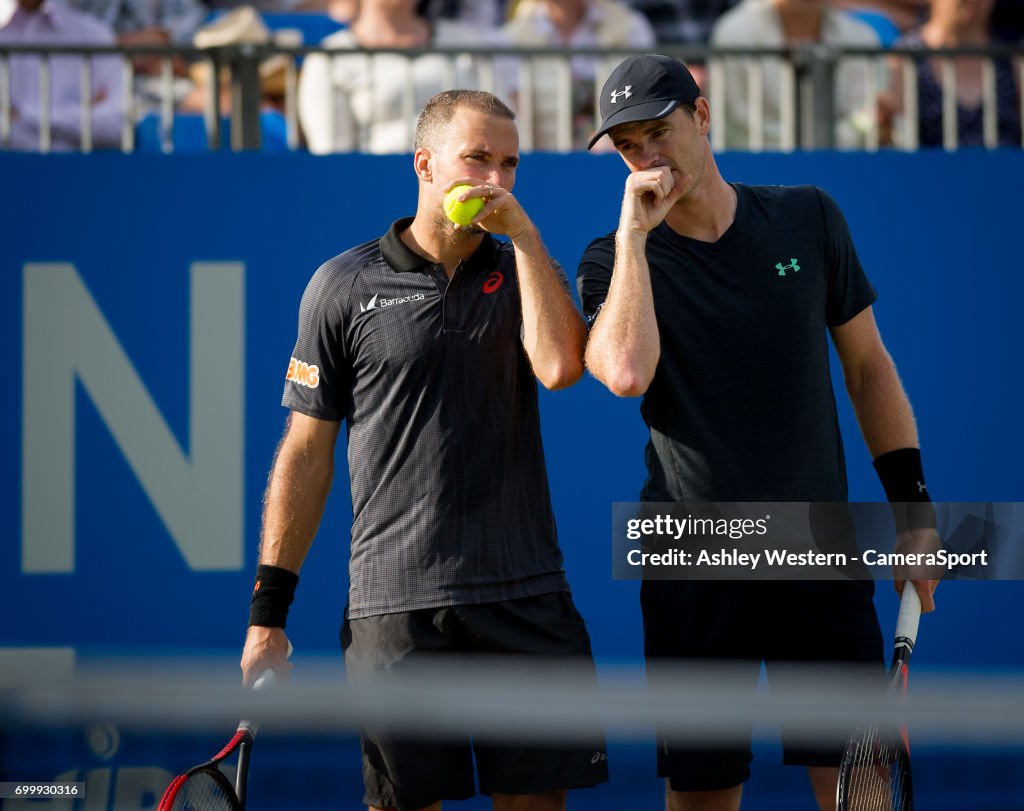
[21,262,245,573]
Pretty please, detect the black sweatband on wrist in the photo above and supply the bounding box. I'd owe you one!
[873,447,936,532]
[249,564,299,628]
[873,448,930,502]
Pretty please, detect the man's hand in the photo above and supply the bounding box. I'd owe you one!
[893,527,943,613]
[445,178,534,243]
[240,625,292,687]
[618,166,688,236]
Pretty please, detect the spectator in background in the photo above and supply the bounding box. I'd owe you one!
[885,0,1021,147]
[206,0,356,18]
[503,0,656,150]
[0,0,123,150]
[418,0,506,27]
[310,0,356,20]
[623,0,732,97]
[709,0,881,149]
[626,0,740,46]
[832,0,927,35]
[67,0,206,114]
[298,0,501,154]
[67,0,205,47]
[171,5,294,150]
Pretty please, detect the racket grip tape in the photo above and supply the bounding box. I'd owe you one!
[894,585,922,651]
[250,640,292,690]
[251,670,275,690]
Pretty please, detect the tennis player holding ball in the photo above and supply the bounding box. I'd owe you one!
[241,89,606,811]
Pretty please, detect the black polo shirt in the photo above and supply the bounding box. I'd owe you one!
[283,218,569,619]
[577,184,878,502]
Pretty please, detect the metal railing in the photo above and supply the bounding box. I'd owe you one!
[0,43,1021,154]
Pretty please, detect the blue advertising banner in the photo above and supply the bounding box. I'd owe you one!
[2,150,1023,809]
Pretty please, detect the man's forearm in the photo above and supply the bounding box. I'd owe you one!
[846,352,919,458]
[585,230,661,397]
[259,433,335,572]
[513,224,587,390]
[849,356,940,610]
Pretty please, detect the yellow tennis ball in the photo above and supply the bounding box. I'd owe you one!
[444,184,485,225]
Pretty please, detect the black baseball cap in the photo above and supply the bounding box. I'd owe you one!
[588,54,701,149]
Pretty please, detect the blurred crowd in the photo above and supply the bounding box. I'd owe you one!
[1,0,1021,151]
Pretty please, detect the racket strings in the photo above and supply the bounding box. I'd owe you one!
[839,725,911,811]
[164,769,241,811]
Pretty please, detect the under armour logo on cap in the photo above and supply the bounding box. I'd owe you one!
[589,54,701,149]
[609,85,632,104]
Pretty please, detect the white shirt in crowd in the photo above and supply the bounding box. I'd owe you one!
[710,0,881,149]
[503,0,656,150]
[0,0,123,151]
[298,20,503,155]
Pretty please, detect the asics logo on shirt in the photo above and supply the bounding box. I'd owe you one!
[359,292,426,313]
[609,85,632,103]
[482,271,504,294]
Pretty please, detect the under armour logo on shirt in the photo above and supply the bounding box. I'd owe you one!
[917,481,927,493]
[609,86,632,103]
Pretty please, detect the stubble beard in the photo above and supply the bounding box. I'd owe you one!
[432,209,484,245]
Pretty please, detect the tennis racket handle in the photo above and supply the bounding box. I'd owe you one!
[252,669,275,690]
[250,639,292,690]
[895,584,922,650]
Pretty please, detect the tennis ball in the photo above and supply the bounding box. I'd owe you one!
[444,184,485,225]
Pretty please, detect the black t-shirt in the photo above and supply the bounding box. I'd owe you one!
[577,184,877,502]
[284,219,568,618]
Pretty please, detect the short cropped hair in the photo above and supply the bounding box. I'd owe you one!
[415,90,516,151]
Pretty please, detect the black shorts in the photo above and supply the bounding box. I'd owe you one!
[341,591,609,810]
[641,579,884,792]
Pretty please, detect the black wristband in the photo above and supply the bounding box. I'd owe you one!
[873,448,936,532]
[872,448,930,502]
[248,564,299,628]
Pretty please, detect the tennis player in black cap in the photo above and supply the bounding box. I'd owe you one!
[577,54,939,811]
